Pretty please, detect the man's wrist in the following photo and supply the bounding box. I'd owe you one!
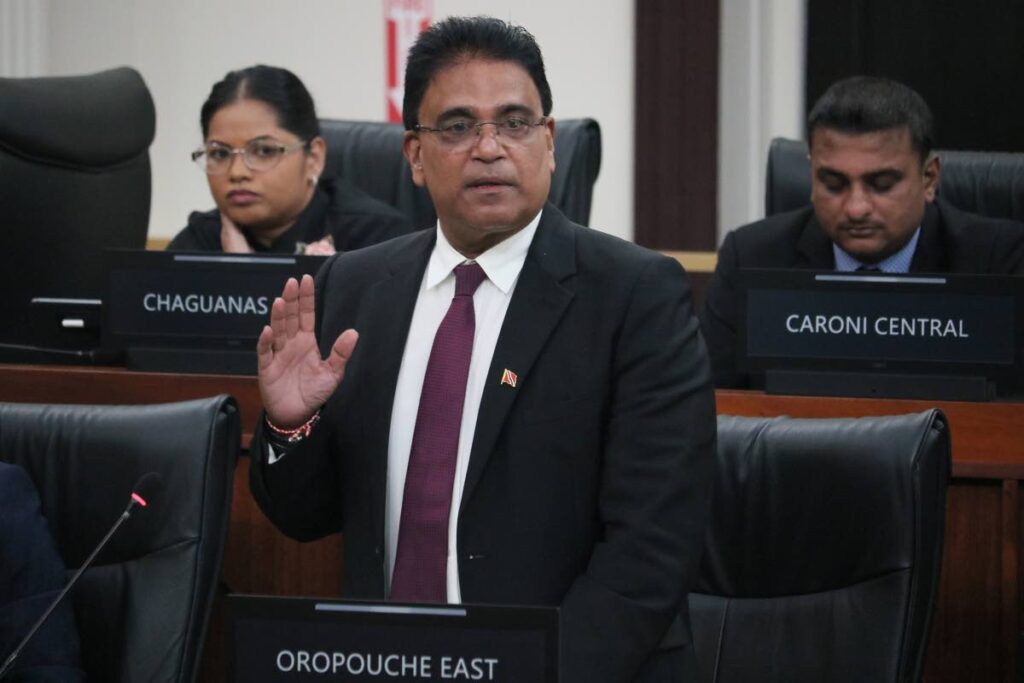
[265,410,321,444]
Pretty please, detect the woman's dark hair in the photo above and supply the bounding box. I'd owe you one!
[402,16,552,130]
[200,64,321,141]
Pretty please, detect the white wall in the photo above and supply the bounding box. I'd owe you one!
[37,0,805,247]
[44,0,633,242]
[717,0,805,242]
[0,0,48,76]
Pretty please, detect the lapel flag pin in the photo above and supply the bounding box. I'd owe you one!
[500,368,518,388]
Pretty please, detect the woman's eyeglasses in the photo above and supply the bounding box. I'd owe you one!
[191,139,308,174]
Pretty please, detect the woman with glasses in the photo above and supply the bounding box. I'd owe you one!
[168,65,412,254]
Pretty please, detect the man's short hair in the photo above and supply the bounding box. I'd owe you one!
[402,16,553,130]
[807,76,934,162]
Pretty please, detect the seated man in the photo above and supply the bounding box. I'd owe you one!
[702,75,1024,388]
[0,462,84,681]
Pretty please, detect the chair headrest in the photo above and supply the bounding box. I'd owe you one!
[765,136,1024,222]
[318,118,436,229]
[549,117,601,226]
[704,411,949,597]
[0,67,155,168]
[317,116,602,227]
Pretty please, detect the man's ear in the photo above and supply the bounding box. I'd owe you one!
[403,131,426,187]
[545,116,556,174]
[923,152,941,202]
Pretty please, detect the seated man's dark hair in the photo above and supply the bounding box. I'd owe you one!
[200,64,320,142]
[401,16,553,130]
[807,76,934,162]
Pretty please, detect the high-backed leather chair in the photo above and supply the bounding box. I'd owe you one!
[0,396,240,682]
[765,136,1024,220]
[690,411,950,683]
[0,67,155,347]
[319,117,602,228]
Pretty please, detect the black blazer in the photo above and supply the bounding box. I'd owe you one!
[0,463,84,680]
[167,177,414,253]
[702,197,1024,388]
[250,204,716,682]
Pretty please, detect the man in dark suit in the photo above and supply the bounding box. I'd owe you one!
[702,76,1024,388]
[249,15,715,683]
[0,462,84,681]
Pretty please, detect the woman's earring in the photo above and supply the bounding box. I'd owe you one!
[309,174,319,187]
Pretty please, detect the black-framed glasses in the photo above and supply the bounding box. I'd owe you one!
[191,139,309,175]
[414,116,548,150]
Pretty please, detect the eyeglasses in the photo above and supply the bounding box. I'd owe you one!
[414,116,548,150]
[191,139,308,174]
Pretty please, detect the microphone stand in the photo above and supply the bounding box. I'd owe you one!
[0,496,143,679]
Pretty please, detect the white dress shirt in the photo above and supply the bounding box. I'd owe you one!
[384,212,540,602]
[266,214,539,598]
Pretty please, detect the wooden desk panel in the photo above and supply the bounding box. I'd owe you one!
[716,390,1024,479]
[0,366,1019,682]
[0,363,264,448]
[4,369,1020,478]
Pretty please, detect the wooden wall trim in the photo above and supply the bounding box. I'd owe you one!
[634,0,720,251]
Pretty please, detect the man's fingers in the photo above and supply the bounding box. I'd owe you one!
[256,325,275,372]
[326,329,359,378]
[282,277,300,338]
[270,297,288,353]
[299,274,316,333]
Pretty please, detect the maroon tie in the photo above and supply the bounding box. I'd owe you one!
[390,262,487,602]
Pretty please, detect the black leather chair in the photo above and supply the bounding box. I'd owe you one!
[0,67,155,347]
[765,136,1024,220]
[319,117,602,228]
[0,396,240,682]
[690,410,950,683]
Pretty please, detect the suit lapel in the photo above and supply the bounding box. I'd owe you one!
[909,201,947,272]
[462,206,576,504]
[796,213,837,268]
[354,230,435,544]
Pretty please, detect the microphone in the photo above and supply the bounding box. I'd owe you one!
[0,473,163,679]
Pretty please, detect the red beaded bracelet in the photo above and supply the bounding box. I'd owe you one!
[265,410,321,443]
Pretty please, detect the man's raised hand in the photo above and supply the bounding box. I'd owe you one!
[256,274,357,428]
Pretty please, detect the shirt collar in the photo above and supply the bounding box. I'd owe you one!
[833,226,921,273]
[424,209,542,293]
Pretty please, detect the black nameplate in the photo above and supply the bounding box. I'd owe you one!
[227,597,559,683]
[738,270,1024,399]
[747,285,1013,364]
[102,251,323,374]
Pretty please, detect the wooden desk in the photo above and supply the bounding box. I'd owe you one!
[0,365,1019,682]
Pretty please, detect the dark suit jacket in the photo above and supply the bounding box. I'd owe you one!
[167,177,413,253]
[0,462,84,681]
[702,197,1024,388]
[250,204,717,682]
